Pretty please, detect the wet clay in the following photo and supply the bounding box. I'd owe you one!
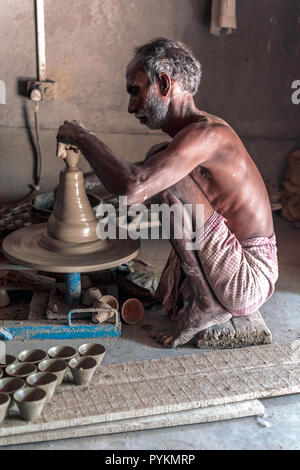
[47,147,98,244]
[3,146,139,272]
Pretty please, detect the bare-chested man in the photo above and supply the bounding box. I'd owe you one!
[57,38,278,348]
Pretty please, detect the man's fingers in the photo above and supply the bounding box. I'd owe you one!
[56,132,77,146]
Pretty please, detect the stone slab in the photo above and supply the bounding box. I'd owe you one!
[0,341,299,439]
[0,400,264,446]
[197,310,272,349]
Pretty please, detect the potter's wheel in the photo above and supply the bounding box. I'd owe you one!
[3,143,139,273]
[3,223,140,273]
[1,143,140,340]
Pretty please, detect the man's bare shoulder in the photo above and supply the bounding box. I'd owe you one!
[169,114,236,162]
[198,110,230,127]
[186,112,235,140]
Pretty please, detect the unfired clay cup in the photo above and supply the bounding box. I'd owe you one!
[121,298,144,324]
[0,377,25,408]
[69,356,97,385]
[26,372,58,401]
[100,295,119,310]
[14,387,47,421]
[48,346,77,362]
[78,343,106,366]
[18,348,47,365]
[0,393,10,423]
[38,358,68,386]
[0,354,16,369]
[5,362,37,379]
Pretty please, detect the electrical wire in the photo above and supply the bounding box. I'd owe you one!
[33,101,42,190]
[1,101,42,208]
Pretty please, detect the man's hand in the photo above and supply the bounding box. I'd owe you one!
[56,120,90,146]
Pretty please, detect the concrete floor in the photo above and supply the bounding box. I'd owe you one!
[1,213,300,450]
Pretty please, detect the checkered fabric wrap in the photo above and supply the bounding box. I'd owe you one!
[156,211,278,317]
[197,212,278,315]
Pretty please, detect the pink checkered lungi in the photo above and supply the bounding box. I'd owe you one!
[156,211,278,317]
[197,212,278,315]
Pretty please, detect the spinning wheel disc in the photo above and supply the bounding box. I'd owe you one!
[3,224,140,273]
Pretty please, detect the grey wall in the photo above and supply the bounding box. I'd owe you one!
[0,0,299,202]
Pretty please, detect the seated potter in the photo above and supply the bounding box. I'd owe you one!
[57,38,278,348]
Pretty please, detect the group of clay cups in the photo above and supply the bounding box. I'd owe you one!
[0,342,105,422]
[83,291,144,325]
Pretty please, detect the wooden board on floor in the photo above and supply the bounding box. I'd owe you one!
[0,400,264,446]
[197,310,272,349]
[0,341,299,440]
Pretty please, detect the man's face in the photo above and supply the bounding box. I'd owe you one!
[126,59,169,130]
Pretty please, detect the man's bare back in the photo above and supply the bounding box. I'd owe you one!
[164,111,274,241]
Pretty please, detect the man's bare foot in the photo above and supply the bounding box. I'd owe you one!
[152,301,232,348]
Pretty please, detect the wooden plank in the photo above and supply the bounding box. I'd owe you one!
[0,400,264,446]
[0,341,299,438]
[197,310,272,349]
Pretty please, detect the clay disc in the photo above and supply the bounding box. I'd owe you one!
[3,224,140,273]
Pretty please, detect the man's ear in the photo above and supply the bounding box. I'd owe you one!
[158,73,172,97]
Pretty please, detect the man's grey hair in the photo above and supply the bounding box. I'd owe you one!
[134,37,202,96]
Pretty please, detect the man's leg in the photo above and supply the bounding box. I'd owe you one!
[153,181,232,347]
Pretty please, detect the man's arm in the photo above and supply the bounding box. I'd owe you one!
[57,121,227,205]
[83,142,169,188]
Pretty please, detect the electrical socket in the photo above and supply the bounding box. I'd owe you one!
[26,79,56,101]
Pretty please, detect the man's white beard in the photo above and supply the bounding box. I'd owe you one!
[138,86,169,130]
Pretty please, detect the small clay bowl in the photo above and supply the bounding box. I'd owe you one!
[26,372,58,401]
[18,348,47,365]
[0,393,10,423]
[48,346,77,362]
[0,377,26,408]
[0,354,16,369]
[100,295,119,310]
[14,387,47,421]
[121,298,144,324]
[69,356,97,385]
[5,362,37,379]
[78,343,106,366]
[38,358,68,386]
